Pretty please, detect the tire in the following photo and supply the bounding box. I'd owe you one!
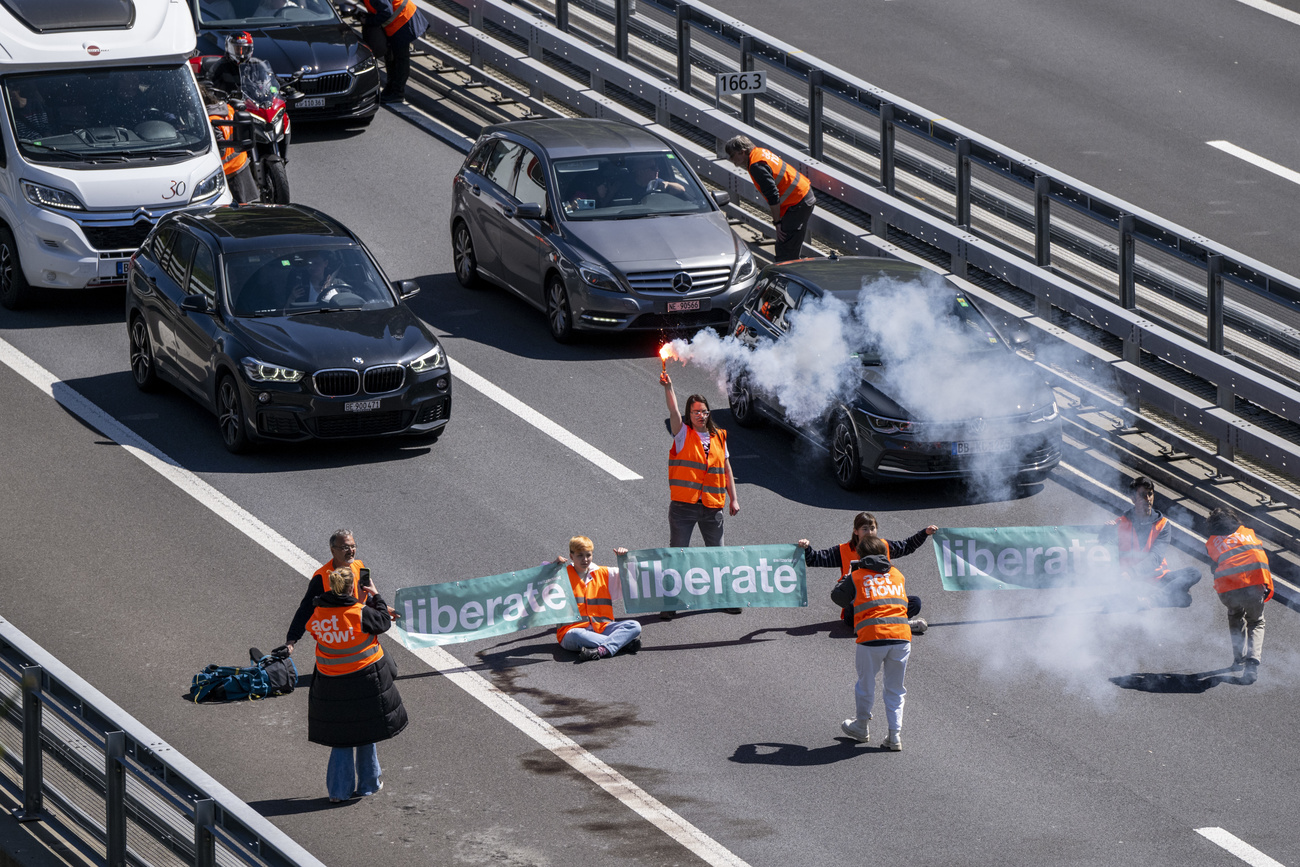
[546,276,574,343]
[128,315,160,392]
[830,412,865,491]
[217,374,254,454]
[727,376,763,428]
[260,159,291,204]
[0,226,35,311]
[452,220,479,289]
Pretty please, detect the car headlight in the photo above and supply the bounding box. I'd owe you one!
[409,344,445,374]
[865,412,915,435]
[733,243,756,282]
[578,264,625,294]
[241,356,304,383]
[1029,401,1059,423]
[350,55,378,74]
[22,180,85,211]
[190,168,226,203]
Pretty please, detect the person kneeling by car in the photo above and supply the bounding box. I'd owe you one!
[554,536,642,662]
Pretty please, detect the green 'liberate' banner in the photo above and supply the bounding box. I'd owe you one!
[616,545,807,614]
[391,563,579,648]
[932,526,1117,590]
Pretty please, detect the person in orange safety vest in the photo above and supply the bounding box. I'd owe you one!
[1206,507,1274,682]
[201,83,258,204]
[724,134,817,263]
[359,0,429,104]
[553,535,642,662]
[831,536,911,751]
[660,370,739,619]
[283,529,398,656]
[1106,476,1202,608]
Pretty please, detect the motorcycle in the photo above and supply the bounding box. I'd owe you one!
[233,57,303,205]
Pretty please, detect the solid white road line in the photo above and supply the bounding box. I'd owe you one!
[0,336,744,867]
[1196,828,1286,867]
[449,358,643,481]
[1207,140,1300,187]
[1229,0,1300,27]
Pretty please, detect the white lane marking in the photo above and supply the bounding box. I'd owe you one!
[1229,0,1300,27]
[1207,140,1300,186]
[0,337,745,867]
[449,358,642,481]
[1196,828,1286,867]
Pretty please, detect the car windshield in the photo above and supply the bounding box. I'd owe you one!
[5,66,211,164]
[850,294,1006,364]
[226,247,397,317]
[553,151,711,220]
[197,0,339,26]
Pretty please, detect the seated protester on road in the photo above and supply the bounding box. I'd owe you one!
[798,512,934,634]
[1102,476,1202,608]
[553,536,642,662]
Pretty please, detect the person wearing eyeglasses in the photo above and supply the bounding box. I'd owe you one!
[282,529,397,655]
[661,371,740,618]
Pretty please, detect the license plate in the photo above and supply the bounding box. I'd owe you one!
[951,438,1015,456]
[344,399,381,412]
[297,97,326,108]
[667,299,701,313]
[116,260,128,276]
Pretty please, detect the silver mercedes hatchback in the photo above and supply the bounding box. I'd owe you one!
[450,118,758,341]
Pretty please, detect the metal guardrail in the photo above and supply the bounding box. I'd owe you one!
[408,0,1300,510]
[0,617,324,867]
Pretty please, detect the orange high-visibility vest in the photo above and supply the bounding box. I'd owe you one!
[1117,515,1169,581]
[747,147,811,218]
[668,427,728,509]
[363,0,416,36]
[309,602,384,676]
[838,540,892,578]
[557,564,616,642]
[209,103,248,175]
[311,559,366,601]
[1207,526,1274,600]
[849,564,911,643]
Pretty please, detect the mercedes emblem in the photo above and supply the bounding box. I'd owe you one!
[671,271,693,293]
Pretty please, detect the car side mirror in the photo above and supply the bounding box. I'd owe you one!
[514,202,544,220]
[712,190,731,207]
[396,279,420,299]
[181,293,213,314]
[336,2,360,16]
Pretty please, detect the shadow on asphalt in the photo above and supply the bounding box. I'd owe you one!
[1110,668,1252,692]
[729,740,875,766]
[246,796,345,816]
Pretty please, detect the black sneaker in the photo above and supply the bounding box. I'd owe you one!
[577,646,601,662]
[249,647,264,663]
[624,638,642,655]
[1241,660,1259,684]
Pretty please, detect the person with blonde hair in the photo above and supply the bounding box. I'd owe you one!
[554,536,642,662]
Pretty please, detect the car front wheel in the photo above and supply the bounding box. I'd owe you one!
[217,375,254,454]
[546,276,574,343]
[830,412,864,490]
[728,376,762,428]
[0,226,34,311]
[128,316,160,392]
[452,221,479,289]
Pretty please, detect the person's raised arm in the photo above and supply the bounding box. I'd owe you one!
[662,372,683,437]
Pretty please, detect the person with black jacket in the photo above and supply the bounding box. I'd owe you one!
[307,567,408,803]
[283,529,397,654]
[359,0,430,104]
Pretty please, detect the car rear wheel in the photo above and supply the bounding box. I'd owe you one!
[128,316,160,392]
[217,375,254,454]
[546,276,574,343]
[452,221,479,289]
[0,226,35,311]
[830,412,865,490]
[728,376,762,428]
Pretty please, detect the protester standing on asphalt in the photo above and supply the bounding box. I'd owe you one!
[797,512,935,633]
[283,530,397,655]
[1105,477,1202,608]
[308,567,407,802]
[661,371,740,618]
[359,0,429,104]
[554,536,642,662]
[1206,507,1274,684]
[724,134,816,263]
[832,537,912,751]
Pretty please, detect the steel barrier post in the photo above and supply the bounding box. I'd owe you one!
[955,138,971,228]
[106,731,126,867]
[675,6,690,92]
[1208,254,1225,355]
[1034,175,1051,268]
[555,0,568,31]
[194,799,216,867]
[13,665,43,822]
[739,36,754,126]
[807,70,823,159]
[614,0,629,61]
[879,102,895,195]
[1118,214,1136,309]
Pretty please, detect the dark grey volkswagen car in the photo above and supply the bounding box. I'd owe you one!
[126,204,451,453]
[727,257,1061,489]
[450,118,758,341]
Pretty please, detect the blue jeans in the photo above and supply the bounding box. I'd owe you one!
[326,744,380,800]
[560,619,642,656]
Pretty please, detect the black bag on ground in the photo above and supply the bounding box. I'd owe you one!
[188,647,298,703]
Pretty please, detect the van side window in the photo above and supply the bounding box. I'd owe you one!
[162,232,197,290]
[188,243,217,304]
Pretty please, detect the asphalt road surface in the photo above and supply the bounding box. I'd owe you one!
[2,106,1298,867]
[701,0,1300,278]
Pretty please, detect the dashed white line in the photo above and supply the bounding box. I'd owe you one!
[0,336,744,867]
[449,358,643,481]
[1228,0,1300,27]
[1196,827,1287,867]
[1207,140,1300,186]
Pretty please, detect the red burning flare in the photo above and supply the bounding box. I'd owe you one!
[658,342,678,375]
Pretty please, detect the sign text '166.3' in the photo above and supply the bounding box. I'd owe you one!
[715,70,767,96]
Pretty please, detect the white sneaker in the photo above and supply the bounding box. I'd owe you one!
[840,718,870,743]
[880,730,902,751]
[908,617,928,635]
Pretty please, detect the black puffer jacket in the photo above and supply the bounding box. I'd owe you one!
[307,591,408,749]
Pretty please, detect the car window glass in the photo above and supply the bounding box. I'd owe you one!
[150,227,175,270]
[553,151,711,220]
[483,141,523,192]
[754,278,796,329]
[466,140,492,174]
[226,246,397,317]
[198,0,338,26]
[163,232,197,289]
[188,243,217,302]
[513,147,547,206]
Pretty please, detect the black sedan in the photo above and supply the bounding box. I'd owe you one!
[726,257,1061,489]
[189,0,380,123]
[126,204,451,453]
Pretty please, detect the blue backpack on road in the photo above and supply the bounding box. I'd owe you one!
[188,647,298,703]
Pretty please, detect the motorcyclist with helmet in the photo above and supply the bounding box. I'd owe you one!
[208,31,254,98]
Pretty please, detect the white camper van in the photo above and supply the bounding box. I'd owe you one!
[0,0,231,309]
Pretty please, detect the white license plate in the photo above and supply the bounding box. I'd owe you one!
[952,438,1015,456]
[297,97,326,108]
[344,399,381,412]
[667,299,701,313]
[116,260,128,276]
